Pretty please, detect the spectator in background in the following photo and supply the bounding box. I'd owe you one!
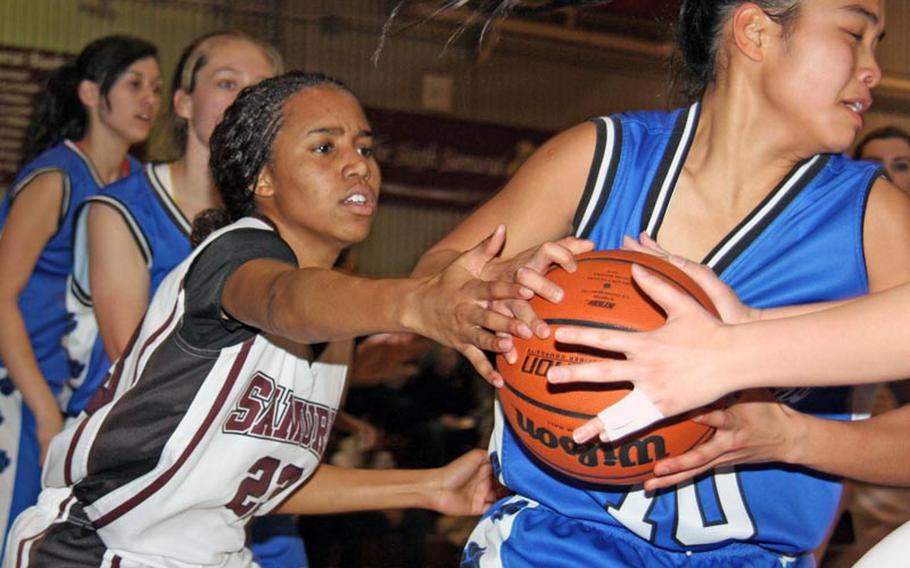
[855,126,910,194]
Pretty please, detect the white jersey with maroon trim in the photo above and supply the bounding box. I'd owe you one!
[32,217,348,567]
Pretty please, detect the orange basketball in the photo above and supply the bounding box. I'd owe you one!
[497,250,718,486]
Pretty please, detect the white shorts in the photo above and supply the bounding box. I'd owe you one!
[4,487,257,568]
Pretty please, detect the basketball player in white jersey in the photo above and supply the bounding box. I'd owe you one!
[2,71,538,568]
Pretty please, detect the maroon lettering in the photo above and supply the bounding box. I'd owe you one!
[223,372,336,456]
[226,456,280,518]
[224,374,272,432]
[273,392,297,440]
[252,384,286,438]
[312,406,329,455]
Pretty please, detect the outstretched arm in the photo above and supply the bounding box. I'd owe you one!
[645,391,910,490]
[413,123,596,276]
[277,448,496,516]
[549,249,910,443]
[412,123,598,349]
[223,225,530,385]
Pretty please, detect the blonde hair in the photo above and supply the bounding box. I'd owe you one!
[163,31,284,156]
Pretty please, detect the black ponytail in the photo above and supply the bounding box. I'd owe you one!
[24,62,83,163]
[674,1,723,102]
[23,35,158,162]
[673,0,800,102]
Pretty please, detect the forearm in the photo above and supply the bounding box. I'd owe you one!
[276,463,434,515]
[786,405,910,486]
[0,306,58,418]
[729,285,910,389]
[267,269,423,343]
[757,299,848,320]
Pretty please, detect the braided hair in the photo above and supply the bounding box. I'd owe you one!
[190,71,349,246]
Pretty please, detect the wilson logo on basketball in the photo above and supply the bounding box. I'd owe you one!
[513,408,667,468]
[497,250,718,485]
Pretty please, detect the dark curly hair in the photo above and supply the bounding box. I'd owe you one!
[854,127,910,160]
[24,35,158,163]
[190,71,349,247]
[673,0,800,102]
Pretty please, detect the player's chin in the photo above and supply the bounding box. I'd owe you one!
[339,221,373,245]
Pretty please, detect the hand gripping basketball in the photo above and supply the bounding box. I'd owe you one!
[549,262,734,444]
[495,250,720,485]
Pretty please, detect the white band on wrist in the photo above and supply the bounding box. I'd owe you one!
[597,390,664,442]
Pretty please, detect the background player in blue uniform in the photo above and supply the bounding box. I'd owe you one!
[413,0,910,565]
[70,30,281,430]
[0,35,160,560]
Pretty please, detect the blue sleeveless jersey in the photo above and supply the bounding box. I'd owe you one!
[480,104,880,563]
[0,141,139,389]
[67,163,192,416]
[0,141,138,560]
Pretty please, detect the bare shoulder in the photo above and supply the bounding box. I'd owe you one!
[0,171,66,291]
[11,169,64,205]
[864,177,910,291]
[428,121,599,257]
[5,170,66,233]
[87,198,132,233]
[529,120,598,164]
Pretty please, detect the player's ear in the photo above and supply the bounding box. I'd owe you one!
[77,79,101,109]
[173,88,193,121]
[254,167,275,198]
[731,2,774,62]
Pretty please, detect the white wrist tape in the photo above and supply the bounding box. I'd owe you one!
[597,390,664,442]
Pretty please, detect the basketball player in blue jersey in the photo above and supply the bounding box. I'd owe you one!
[3,72,533,568]
[524,229,910,565]
[412,0,910,565]
[542,236,910,566]
[0,35,160,560]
